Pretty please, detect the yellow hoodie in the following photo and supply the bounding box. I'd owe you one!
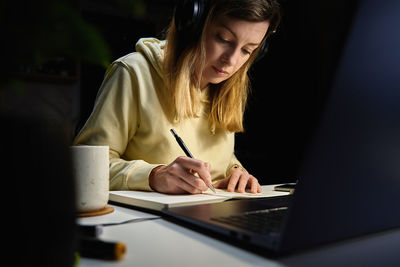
[74,38,243,191]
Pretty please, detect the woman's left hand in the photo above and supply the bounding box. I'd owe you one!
[214,165,262,194]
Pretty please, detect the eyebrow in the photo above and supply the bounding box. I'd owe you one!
[220,23,261,47]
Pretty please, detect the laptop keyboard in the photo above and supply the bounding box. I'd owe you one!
[211,207,288,234]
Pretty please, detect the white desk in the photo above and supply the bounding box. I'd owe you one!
[78,190,400,267]
[78,205,281,267]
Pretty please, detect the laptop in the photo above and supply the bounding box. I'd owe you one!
[164,0,400,254]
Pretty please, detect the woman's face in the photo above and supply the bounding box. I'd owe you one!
[200,16,270,89]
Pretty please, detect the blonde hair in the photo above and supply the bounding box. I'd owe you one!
[163,22,205,123]
[163,0,280,133]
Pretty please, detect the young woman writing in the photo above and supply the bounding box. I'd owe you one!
[74,0,280,194]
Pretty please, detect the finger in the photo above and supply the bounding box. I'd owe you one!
[222,167,242,190]
[252,176,262,193]
[205,162,211,172]
[227,172,240,192]
[214,177,229,189]
[182,175,208,192]
[172,163,208,191]
[248,176,259,194]
[166,164,205,194]
[166,160,207,191]
[174,177,203,194]
[237,173,250,193]
[175,156,212,187]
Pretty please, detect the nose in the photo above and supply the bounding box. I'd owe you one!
[221,47,240,66]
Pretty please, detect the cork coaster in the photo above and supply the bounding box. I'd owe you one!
[77,205,114,217]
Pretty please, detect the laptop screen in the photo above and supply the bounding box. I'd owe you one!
[281,0,400,251]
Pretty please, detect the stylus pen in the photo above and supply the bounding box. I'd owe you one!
[170,128,216,193]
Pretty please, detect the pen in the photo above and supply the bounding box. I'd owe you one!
[170,128,216,193]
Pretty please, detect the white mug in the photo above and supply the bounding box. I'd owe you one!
[70,145,109,213]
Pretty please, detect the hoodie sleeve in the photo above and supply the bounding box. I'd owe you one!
[73,62,159,191]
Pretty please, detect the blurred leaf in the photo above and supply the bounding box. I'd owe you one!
[0,0,147,86]
[1,0,111,84]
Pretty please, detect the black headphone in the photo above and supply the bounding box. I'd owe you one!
[174,0,270,62]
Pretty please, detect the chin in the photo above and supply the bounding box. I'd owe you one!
[202,72,229,86]
[209,77,228,85]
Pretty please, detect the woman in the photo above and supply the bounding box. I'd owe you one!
[74,0,280,194]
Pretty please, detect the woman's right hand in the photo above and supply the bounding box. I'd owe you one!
[149,156,212,194]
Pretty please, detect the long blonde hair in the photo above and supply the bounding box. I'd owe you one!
[163,0,280,133]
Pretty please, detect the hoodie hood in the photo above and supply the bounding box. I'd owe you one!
[135,38,165,79]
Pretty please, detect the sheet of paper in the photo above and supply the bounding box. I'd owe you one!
[111,190,227,205]
[203,184,290,198]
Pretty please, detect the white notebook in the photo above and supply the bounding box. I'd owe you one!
[109,185,289,212]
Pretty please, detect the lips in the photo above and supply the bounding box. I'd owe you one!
[212,66,229,76]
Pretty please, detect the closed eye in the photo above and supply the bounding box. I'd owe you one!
[217,34,252,55]
[242,48,251,55]
[217,35,231,44]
